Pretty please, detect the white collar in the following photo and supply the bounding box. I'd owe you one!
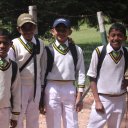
[106,43,124,54]
[55,39,69,47]
[20,35,36,45]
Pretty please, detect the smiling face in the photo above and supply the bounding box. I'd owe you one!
[51,24,72,43]
[0,35,11,58]
[108,29,127,51]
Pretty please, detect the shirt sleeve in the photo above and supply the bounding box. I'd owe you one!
[8,44,16,61]
[75,46,86,92]
[87,48,99,78]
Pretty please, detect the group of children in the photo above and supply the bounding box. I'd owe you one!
[0,12,127,128]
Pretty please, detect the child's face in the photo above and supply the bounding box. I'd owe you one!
[0,36,11,58]
[108,29,127,50]
[18,22,36,41]
[51,24,72,43]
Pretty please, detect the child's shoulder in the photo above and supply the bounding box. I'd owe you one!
[95,45,104,51]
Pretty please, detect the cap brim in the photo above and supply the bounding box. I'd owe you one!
[18,20,36,27]
[53,22,70,28]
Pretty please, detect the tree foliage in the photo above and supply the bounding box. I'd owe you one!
[0,0,128,37]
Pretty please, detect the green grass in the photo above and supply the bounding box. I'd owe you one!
[70,24,101,44]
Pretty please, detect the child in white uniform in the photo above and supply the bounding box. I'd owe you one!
[40,18,86,128]
[0,28,21,128]
[8,13,44,128]
[87,23,127,128]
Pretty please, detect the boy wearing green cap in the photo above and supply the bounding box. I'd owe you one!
[9,13,45,128]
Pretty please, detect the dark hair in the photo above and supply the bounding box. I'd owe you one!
[0,28,11,40]
[108,23,126,36]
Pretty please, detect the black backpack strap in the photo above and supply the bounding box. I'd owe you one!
[97,45,106,79]
[123,47,128,73]
[33,53,37,100]
[19,37,40,72]
[11,60,18,85]
[11,60,18,108]
[45,45,54,82]
[19,53,34,72]
[35,37,40,54]
[69,43,78,71]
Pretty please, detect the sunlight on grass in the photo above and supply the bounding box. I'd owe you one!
[70,24,101,44]
[70,23,110,44]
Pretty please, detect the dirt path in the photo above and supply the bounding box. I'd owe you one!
[38,92,128,128]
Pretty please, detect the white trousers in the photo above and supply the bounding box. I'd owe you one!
[87,94,126,128]
[0,108,10,128]
[45,81,78,128]
[16,84,41,128]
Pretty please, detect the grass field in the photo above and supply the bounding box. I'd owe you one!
[70,24,102,44]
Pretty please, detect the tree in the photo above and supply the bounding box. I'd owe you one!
[0,0,128,37]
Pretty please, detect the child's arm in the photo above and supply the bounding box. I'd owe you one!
[90,77,105,113]
[75,91,83,112]
[10,67,21,126]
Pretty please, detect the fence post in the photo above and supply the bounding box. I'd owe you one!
[97,11,108,45]
[28,5,38,35]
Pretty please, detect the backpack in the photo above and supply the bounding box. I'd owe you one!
[96,45,128,79]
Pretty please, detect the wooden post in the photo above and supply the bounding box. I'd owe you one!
[97,11,108,45]
[28,5,38,35]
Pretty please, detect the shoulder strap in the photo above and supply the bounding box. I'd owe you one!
[19,53,34,72]
[35,37,40,54]
[45,45,54,79]
[97,45,106,79]
[19,37,40,72]
[123,47,128,73]
[11,60,18,85]
[69,42,78,71]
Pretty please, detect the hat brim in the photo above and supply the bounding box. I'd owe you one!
[53,22,70,28]
[18,20,36,27]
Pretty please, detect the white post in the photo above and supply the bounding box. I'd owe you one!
[29,5,38,35]
[97,11,107,45]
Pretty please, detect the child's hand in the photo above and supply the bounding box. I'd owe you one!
[10,119,17,128]
[95,101,105,113]
[75,101,83,112]
[121,79,128,90]
[39,107,46,115]
[75,92,83,112]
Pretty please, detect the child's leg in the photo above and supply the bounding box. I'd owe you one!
[25,84,41,128]
[45,81,62,128]
[107,95,126,128]
[16,85,31,128]
[0,108,10,128]
[87,102,107,128]
[61,82,78,128]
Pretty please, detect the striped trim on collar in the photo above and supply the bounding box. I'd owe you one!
[18,38,33,54]
[53,42,69,55]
